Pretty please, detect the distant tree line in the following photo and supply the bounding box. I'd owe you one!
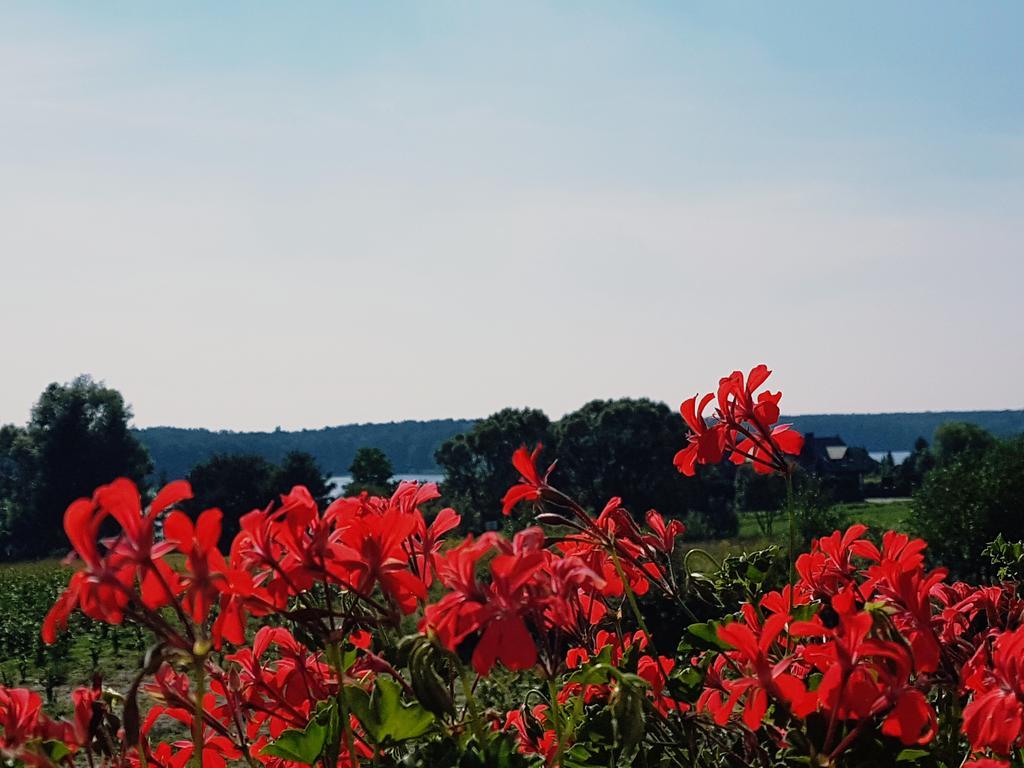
[135,419,475,479]
[134,410,1024,479]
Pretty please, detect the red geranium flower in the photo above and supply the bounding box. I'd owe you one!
[502,444,553,515]
[962,626,1024,756]
[675,365,804,477]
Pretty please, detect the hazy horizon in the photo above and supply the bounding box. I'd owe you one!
[3,3,1023,431]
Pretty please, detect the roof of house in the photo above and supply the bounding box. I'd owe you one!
[799,433,878,473]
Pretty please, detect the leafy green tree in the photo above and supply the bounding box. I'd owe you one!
[685,462,740,540]
[0,426,34,559]
[435,408,552,531]
[0,376,152,559]
[345,447,395,497]
[893,437,935,495]
[910,437,1024,579]
[932,421,997,468]
[792,476,846,547]
[553,398,690,519]
[273,450,333,507]
[734,465,787,535]
[186,454,276,543]
[877,451,896,493]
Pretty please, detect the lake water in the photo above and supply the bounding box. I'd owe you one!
[329,473,444,493]
[869,451,911,465]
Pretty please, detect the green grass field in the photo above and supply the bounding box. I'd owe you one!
[684,499,914,563]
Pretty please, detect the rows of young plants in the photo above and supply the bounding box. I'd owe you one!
[0,366,1021,768]
[0,561,149,709]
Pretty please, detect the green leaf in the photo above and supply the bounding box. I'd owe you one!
[262,717,327,765]
[42,739,72,763]
[567,662,617,686]
[685,620,732,650]
[346,677,435,745]
[896,748,930,762]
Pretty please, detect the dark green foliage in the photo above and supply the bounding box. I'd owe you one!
[932,421,997,468]
[552,398,690,519]
[346,447,396,496]
[187,450,334,539]
[136,419,476,478]
[892,437,936,496]
[436,400,739,537]
[134,411,1024,488]
[910,436,1024,579]
[733,465,787,535]
[435,408,552,530]
[793,477,847,546]
[186,453,277,542]
[0,376,152,559]
[873,451,898,495]
[682,464,739,540]
[982,535,1024,582]
[274,450,333,508]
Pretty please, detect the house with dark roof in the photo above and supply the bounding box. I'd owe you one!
[797,433,880,501]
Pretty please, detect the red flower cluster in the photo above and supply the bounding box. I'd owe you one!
[674,364,803,476]
[696,523,1024,763]
[422,527,607,675]
[39,477,456,767]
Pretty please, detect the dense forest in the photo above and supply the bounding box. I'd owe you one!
[135,409,1024,477]
[135,419,476,478]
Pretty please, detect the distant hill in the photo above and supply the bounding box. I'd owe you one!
[782,410,1024,452]
[135,409,1024,480]
[135,419,476,480]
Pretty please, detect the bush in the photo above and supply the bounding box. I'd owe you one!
[910,436,1024,579]
[793,477,847,546]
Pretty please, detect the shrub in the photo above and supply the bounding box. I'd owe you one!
[793,476,847,545]
[910,436,1024,579]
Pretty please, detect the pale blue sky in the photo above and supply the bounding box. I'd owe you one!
[2,3,1022,429]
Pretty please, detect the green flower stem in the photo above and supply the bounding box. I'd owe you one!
[459,667,487,746]
[191,655,206,768]
[609,549,687,730]
[327,643,356,767]
[546,677,566,767]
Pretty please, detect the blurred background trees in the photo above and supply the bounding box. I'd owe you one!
[344,447,395,497]
[0,376,151,559]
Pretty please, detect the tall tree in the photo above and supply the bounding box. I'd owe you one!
[553,398,691,519]
[932,422,997,468]
[910,436,1024,579]
[346,447,395,496]
[1,376,152,559]
[186,454,276,544]
[435,408,552,530]
[893,437,935,495]
[273,450,333,508]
